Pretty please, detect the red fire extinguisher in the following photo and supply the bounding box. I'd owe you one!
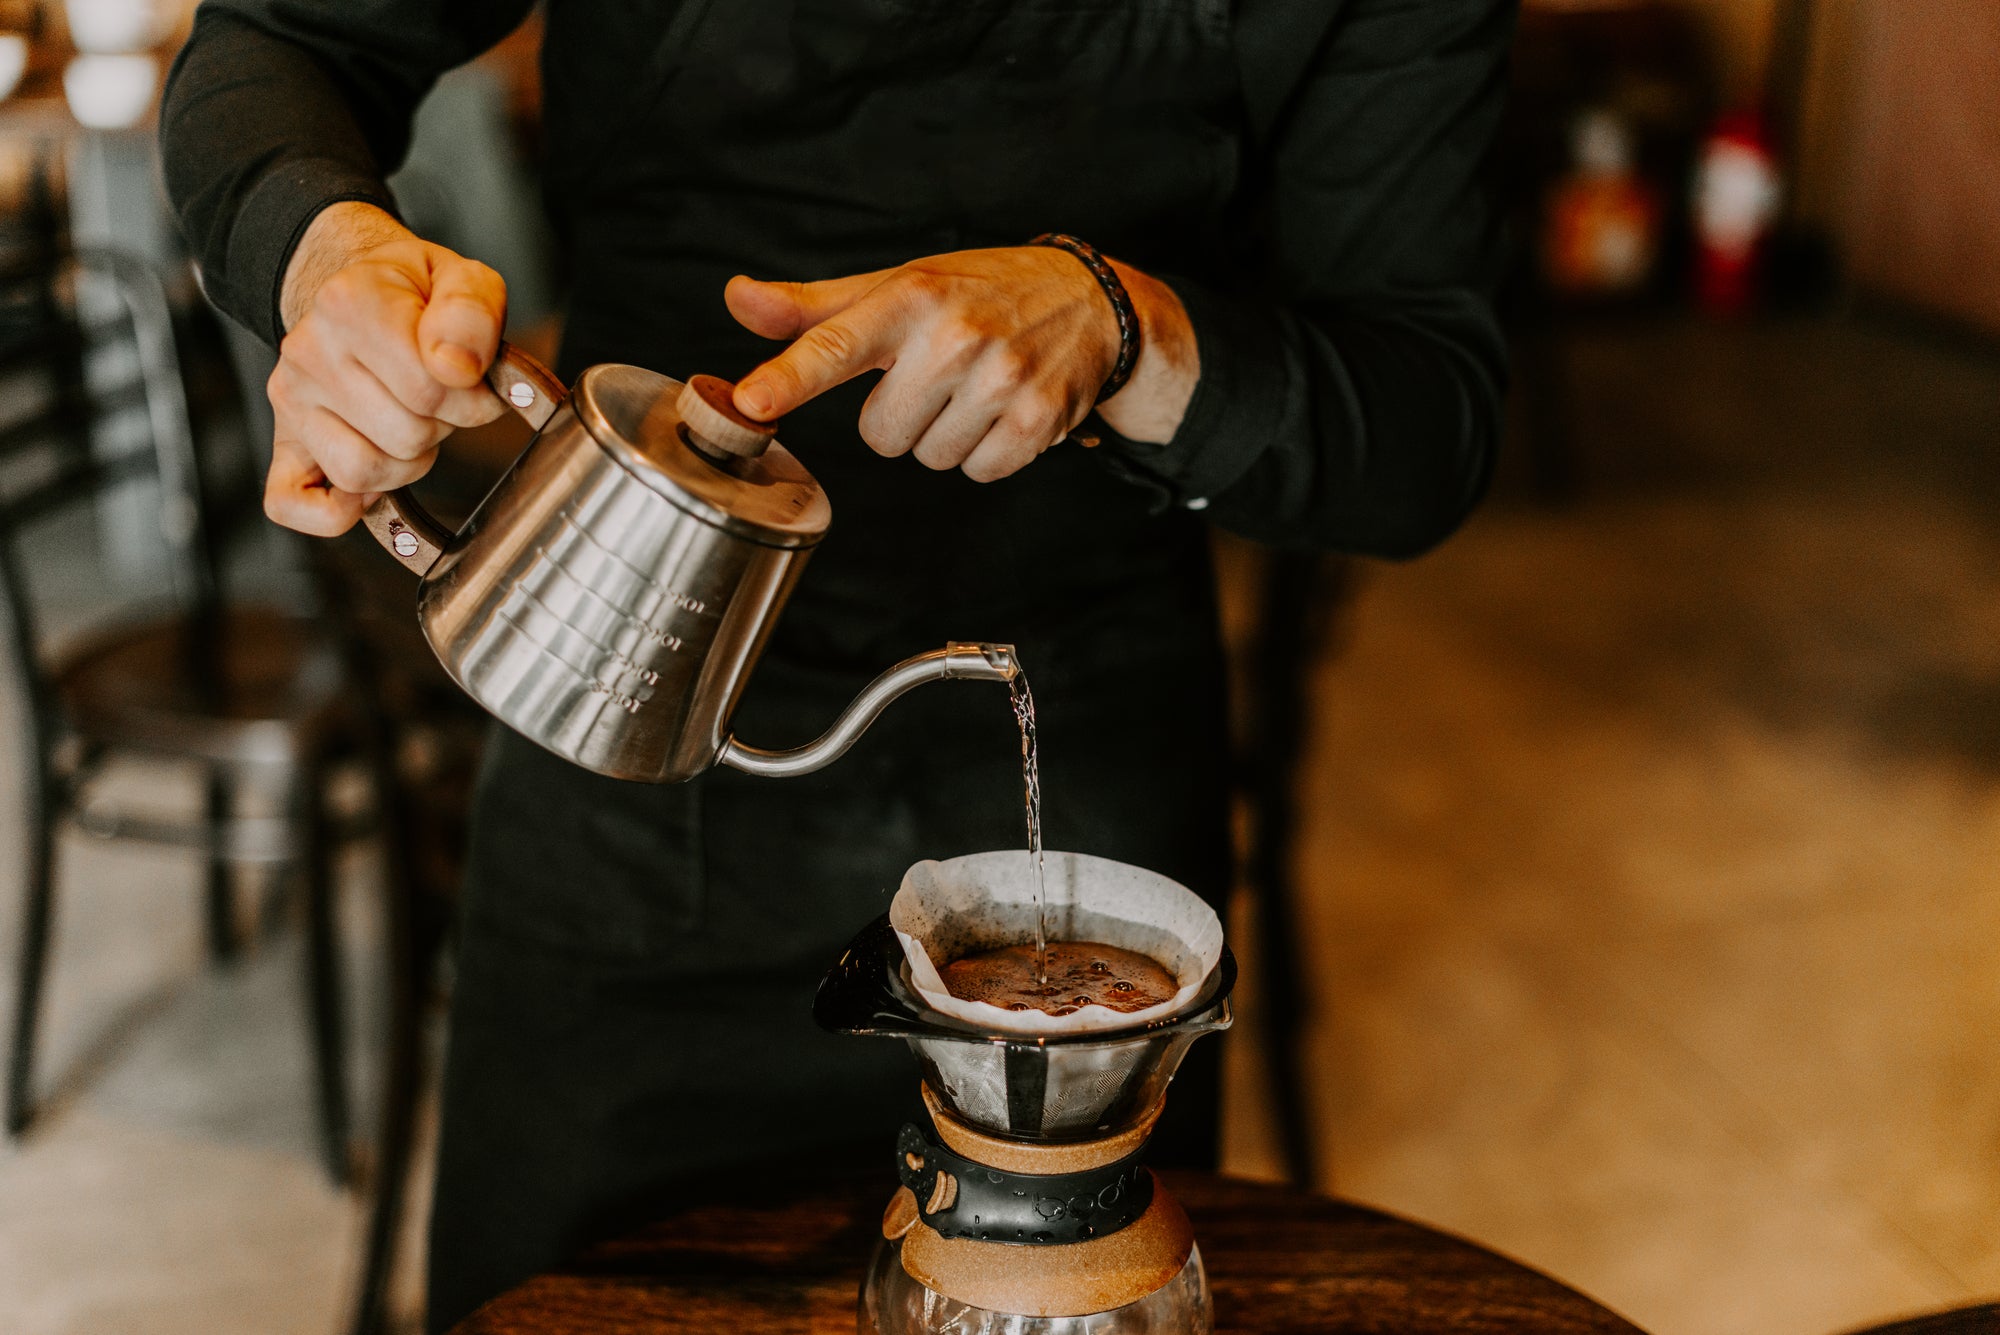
[1692,110,1783,316]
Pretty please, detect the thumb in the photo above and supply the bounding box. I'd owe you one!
[725,269,897,340]
[417,253,507,388]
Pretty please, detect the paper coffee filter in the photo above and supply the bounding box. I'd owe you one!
[891,849,1224,1036]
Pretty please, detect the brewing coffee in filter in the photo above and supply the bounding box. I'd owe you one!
[892,850,1224,1037]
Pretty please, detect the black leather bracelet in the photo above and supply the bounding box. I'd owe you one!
[1030,232,1141,403]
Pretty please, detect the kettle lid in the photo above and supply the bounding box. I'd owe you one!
[570,363,831,547]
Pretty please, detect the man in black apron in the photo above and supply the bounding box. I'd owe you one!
[161,2,1514,1327]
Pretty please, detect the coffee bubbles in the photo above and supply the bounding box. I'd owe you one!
[940,941,1178,1016]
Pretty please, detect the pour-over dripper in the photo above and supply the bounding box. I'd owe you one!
[823,850,1236,1334]
[814,914,1236,1140]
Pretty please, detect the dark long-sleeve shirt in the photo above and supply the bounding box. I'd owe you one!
[161,0,1512,562]
[162,13,1513,1317]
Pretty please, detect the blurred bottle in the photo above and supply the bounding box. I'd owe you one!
[1692,110,1783,316]
[1542,108,1662,300]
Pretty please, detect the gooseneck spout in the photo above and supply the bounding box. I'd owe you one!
[718,642,1018,779]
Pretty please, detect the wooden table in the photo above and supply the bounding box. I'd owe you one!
[453,1171,1646,1334]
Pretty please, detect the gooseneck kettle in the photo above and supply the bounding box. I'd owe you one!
[359,344,1017,783]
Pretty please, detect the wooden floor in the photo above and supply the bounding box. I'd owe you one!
[1220,314,2000,1335]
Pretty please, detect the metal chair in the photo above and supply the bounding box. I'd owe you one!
[211,289,505,1335]
[0,246,371,1184]
[317,455,500,1335]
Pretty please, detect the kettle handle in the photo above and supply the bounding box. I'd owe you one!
[360,342,569,576]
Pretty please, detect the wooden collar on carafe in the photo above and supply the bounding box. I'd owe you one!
[921,1084,1165,1174]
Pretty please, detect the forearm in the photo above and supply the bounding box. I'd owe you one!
[160,8,402,343]
[1095,0,1515,554]
[1102,283,1505,556]
[1094,262,1199,446]
[281,201,414,332]
[159,0,528,345]
[1209,291,1503,555]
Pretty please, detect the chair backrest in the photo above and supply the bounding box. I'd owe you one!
[0,246,218,737]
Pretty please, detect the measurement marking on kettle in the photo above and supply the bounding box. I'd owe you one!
[589,681,648,714]
[545,512,716,624]
[662,590,707,616]
[601,650,661,690]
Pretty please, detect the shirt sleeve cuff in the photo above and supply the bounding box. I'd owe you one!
[224,163,398,346]
[1097,276,1297,509]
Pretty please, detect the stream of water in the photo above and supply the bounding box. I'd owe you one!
[1009,673,1047,985]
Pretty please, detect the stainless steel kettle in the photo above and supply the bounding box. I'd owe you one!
[360,344,1017,783]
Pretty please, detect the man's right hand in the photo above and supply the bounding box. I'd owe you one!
[264,201,509,536]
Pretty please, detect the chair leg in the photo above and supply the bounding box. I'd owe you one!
[300,764,351,1186]
[6,772,58,1138]
[348,735,430,1335]
[204,768,237,963]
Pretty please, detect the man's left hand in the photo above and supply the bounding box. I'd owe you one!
[725,246,1190,482]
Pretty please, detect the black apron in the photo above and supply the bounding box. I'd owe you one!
[428,3,1242,1327]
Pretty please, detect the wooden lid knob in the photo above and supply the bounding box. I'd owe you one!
[677,374,777,459]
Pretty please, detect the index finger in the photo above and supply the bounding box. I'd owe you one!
[264,434,370,537]
[733,292,910,420]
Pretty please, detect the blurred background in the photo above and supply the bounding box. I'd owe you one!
[0,1,1995,1333]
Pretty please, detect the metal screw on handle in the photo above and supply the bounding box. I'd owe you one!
[487,345,564,432]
